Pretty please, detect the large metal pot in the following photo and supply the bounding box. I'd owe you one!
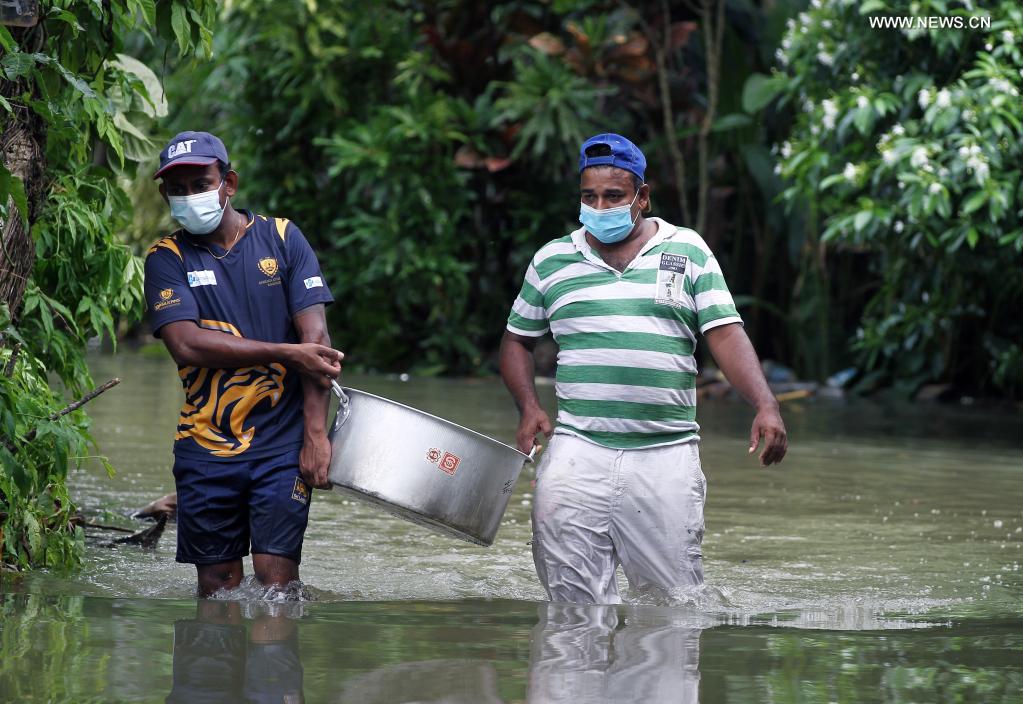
[327,382,534,546]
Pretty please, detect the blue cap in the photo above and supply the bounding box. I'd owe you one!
[153,131,229,179]
[578,133,646,182]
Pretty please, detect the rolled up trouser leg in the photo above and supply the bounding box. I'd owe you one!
[611,440,706,600]
[531,434,622,605]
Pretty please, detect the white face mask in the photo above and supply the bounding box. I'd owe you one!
[168,181,226,235]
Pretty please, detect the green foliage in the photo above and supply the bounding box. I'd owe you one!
[0,0,215,570]
[776,0,1023,395]
[170,0,614,374]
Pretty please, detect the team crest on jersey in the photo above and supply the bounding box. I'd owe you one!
[258,257,279,278]
[160,288,174,301]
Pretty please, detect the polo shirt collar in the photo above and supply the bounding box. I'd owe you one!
[570,217,674,269]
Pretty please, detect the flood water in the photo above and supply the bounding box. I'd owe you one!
[2,350,1022,702]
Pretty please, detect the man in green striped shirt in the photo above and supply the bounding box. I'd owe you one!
[500,133,787,604]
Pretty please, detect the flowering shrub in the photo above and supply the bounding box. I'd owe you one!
[775,0,1023,395]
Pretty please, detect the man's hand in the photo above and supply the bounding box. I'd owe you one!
[516,405,553,454]
[749,404,787,467]
[288,344,343,387]
[300,431,332,489]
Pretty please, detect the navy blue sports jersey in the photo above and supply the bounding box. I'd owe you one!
[143,211,334,462]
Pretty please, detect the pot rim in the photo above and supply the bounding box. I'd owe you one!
[340,386,531,461]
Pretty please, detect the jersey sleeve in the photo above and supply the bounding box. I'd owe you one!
[283,221,334,315]
[506,258,549,337]
[690,249,742,334]
[143,246,200,337]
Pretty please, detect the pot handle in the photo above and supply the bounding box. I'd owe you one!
[330,380,351,431]
[526,444,539,463]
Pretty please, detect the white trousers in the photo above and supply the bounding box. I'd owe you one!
[531,432,707,604]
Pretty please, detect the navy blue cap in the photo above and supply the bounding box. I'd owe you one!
[153,131,229,179]
[578,133,646,182]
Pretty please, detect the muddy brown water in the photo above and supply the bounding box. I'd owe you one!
[1,351,1021,702]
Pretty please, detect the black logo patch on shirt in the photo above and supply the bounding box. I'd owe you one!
[655,253,688,308]
[291,477,310,505]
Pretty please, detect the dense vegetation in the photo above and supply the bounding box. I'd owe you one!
[0,1,214,570]
[166,0,1023,398]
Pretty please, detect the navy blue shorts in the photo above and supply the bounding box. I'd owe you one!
[173,449,312,565]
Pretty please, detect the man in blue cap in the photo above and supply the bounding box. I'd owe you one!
[144,131,342,596]
[500,133,787,604]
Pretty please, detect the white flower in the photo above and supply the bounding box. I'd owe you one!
[782,37,792,51]
[1003,30,1014,45]
[773,163,783,175]
[843,162,858,181]
[776,48,788,65]
[963,109,975,121]
[892,124,905,136]
[857,95,870,109]
[817,51,834,66]
[817,41,826,51]
[822,98,838,129]
[822,19,833,29]
[972,159,990,184]
[929,182,942,194]
[985,42,993,51]
[918,89,931,109]
[810,124,821,136]
[781,141,793,158]
[894,220,905,233]
[911,147,929,168]
[851,71,859,81]
[936,88,952,108]
[939,167,949,178]
[958,145,970,158]
[882,149,897,165]
[803,98,814,113]
[811,0,821,8]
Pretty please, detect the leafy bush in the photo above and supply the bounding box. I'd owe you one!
[776,0,1023,395]
[0,0,215,570]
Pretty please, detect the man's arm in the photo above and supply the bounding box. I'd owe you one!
[160,320,341,386]
[703,322,787,466]
[292,304,336,489]
[499,330,553,453]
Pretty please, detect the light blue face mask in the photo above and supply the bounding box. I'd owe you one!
[579,190,641,244]
[168,181,226,235]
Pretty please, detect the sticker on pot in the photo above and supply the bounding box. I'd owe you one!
[438,452,461,475]
[426,448,460,475]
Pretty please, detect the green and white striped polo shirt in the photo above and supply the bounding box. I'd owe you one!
[506,217,742,449]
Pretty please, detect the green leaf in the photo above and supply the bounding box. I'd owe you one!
[966,227,979,248]
[136,0,157,26]
[854,210,873,232]
[859,0,888,13]
[712,113,753,132]
[742,73,785,114]
[0,25,15,53]
[0,165,29,225]
[961,190,987,215]
[171,3,191,57]
[1,52,37,81]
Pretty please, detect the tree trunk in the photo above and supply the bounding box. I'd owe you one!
[1,30,47,325]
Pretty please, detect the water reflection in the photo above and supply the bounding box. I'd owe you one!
[166,600,305,704]
[339,660,503,703]
[528,603,703,703]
